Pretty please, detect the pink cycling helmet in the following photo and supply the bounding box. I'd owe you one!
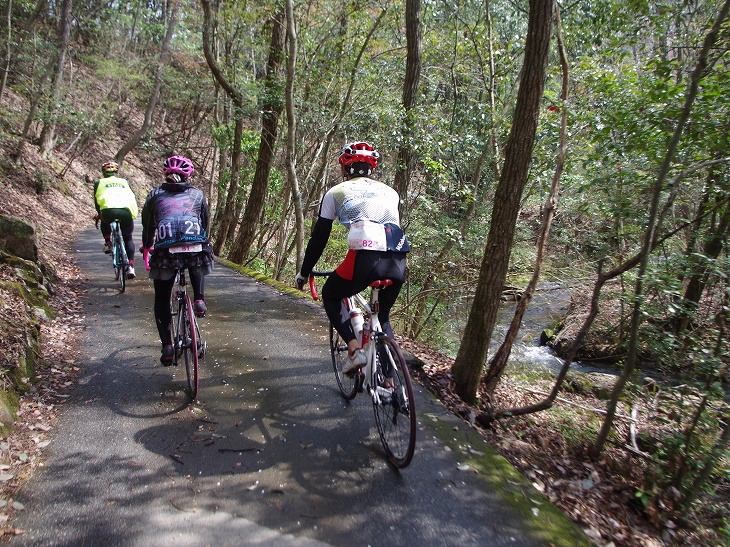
[338,142,379,170]
[163,155,195,179]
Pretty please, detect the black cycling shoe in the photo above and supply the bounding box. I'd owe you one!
[193,299,207,317]
[160,344,174,365]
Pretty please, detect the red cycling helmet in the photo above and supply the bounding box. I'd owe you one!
[338,142,379,170]
[163,155,195,179]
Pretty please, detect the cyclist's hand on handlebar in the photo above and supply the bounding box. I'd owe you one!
[294,272,306,291]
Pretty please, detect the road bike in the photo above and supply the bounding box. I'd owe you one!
[101,219,130,293]
[171,267,206,400]
[309,271,416,468]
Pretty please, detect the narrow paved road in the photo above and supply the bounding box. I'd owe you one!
[11,224,588,546]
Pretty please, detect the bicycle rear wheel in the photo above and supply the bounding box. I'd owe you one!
[173,295,183,366]
[372,335,416,468]
[114,231,126,293]
[194,316,206,359]
[182,296,199,400]
[112,235,121,281]
[330,323,358,400]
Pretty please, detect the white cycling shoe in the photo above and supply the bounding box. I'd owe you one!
[342,349,367,374]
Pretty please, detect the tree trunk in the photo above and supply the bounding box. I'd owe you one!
[0,0,11,101]
[2,0,45,103]
[115,5,178,165]
[200,0,246,255]
[210,93,230,238]
[392,0,421,218]
[284,0,304,270]
[675,180,730,334]
[482,4,569,396]
[228,6,285,264]
[38,0,73,158]
[452,0,554,404]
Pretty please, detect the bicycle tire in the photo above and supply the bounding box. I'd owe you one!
[330,323,358,400]
[194,315,206,359]
[183,296,199,400]
[114,229,126,293]
[112,231,121,281]
[169,274,179,360]
[372,335,416,468]
[173,293,184,366]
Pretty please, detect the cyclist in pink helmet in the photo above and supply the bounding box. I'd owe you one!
[163,155,195,180]
[295,141,410,374]
[141,155,214,364]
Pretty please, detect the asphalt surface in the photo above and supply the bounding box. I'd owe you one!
[11,223,590,546]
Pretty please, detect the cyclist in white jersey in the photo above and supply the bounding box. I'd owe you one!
[296,142,410,373]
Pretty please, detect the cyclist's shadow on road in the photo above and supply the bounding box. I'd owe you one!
[90,344,198,418]
[131,381,403,504]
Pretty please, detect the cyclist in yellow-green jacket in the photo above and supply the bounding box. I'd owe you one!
[93,161,139,278]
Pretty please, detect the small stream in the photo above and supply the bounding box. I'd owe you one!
[490,282,601,376]
[435,281,615,377]
[441,283,730,399]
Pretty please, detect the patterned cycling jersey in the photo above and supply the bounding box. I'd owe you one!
[141,184,208,250]
[320,177,410,252]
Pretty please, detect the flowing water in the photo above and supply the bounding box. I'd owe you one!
[431,281,611,376]
[445,283,730,399]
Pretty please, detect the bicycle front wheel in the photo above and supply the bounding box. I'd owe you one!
[330,323,358,400]
[372,335,416,468]
[183,296,199,400]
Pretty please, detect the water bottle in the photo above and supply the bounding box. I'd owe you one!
[350,309,364,345]
[361,320,370,345]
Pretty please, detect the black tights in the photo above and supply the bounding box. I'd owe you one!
[100,208,135,262]
[153,272,204,346]
[321,252,406,345]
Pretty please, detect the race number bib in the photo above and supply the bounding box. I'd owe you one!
[168,243,203,254]
[348,221,387,251]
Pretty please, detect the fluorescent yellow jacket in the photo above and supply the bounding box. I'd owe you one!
[94,175,138,219]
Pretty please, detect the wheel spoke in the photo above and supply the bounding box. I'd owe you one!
[372,336,416,468]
